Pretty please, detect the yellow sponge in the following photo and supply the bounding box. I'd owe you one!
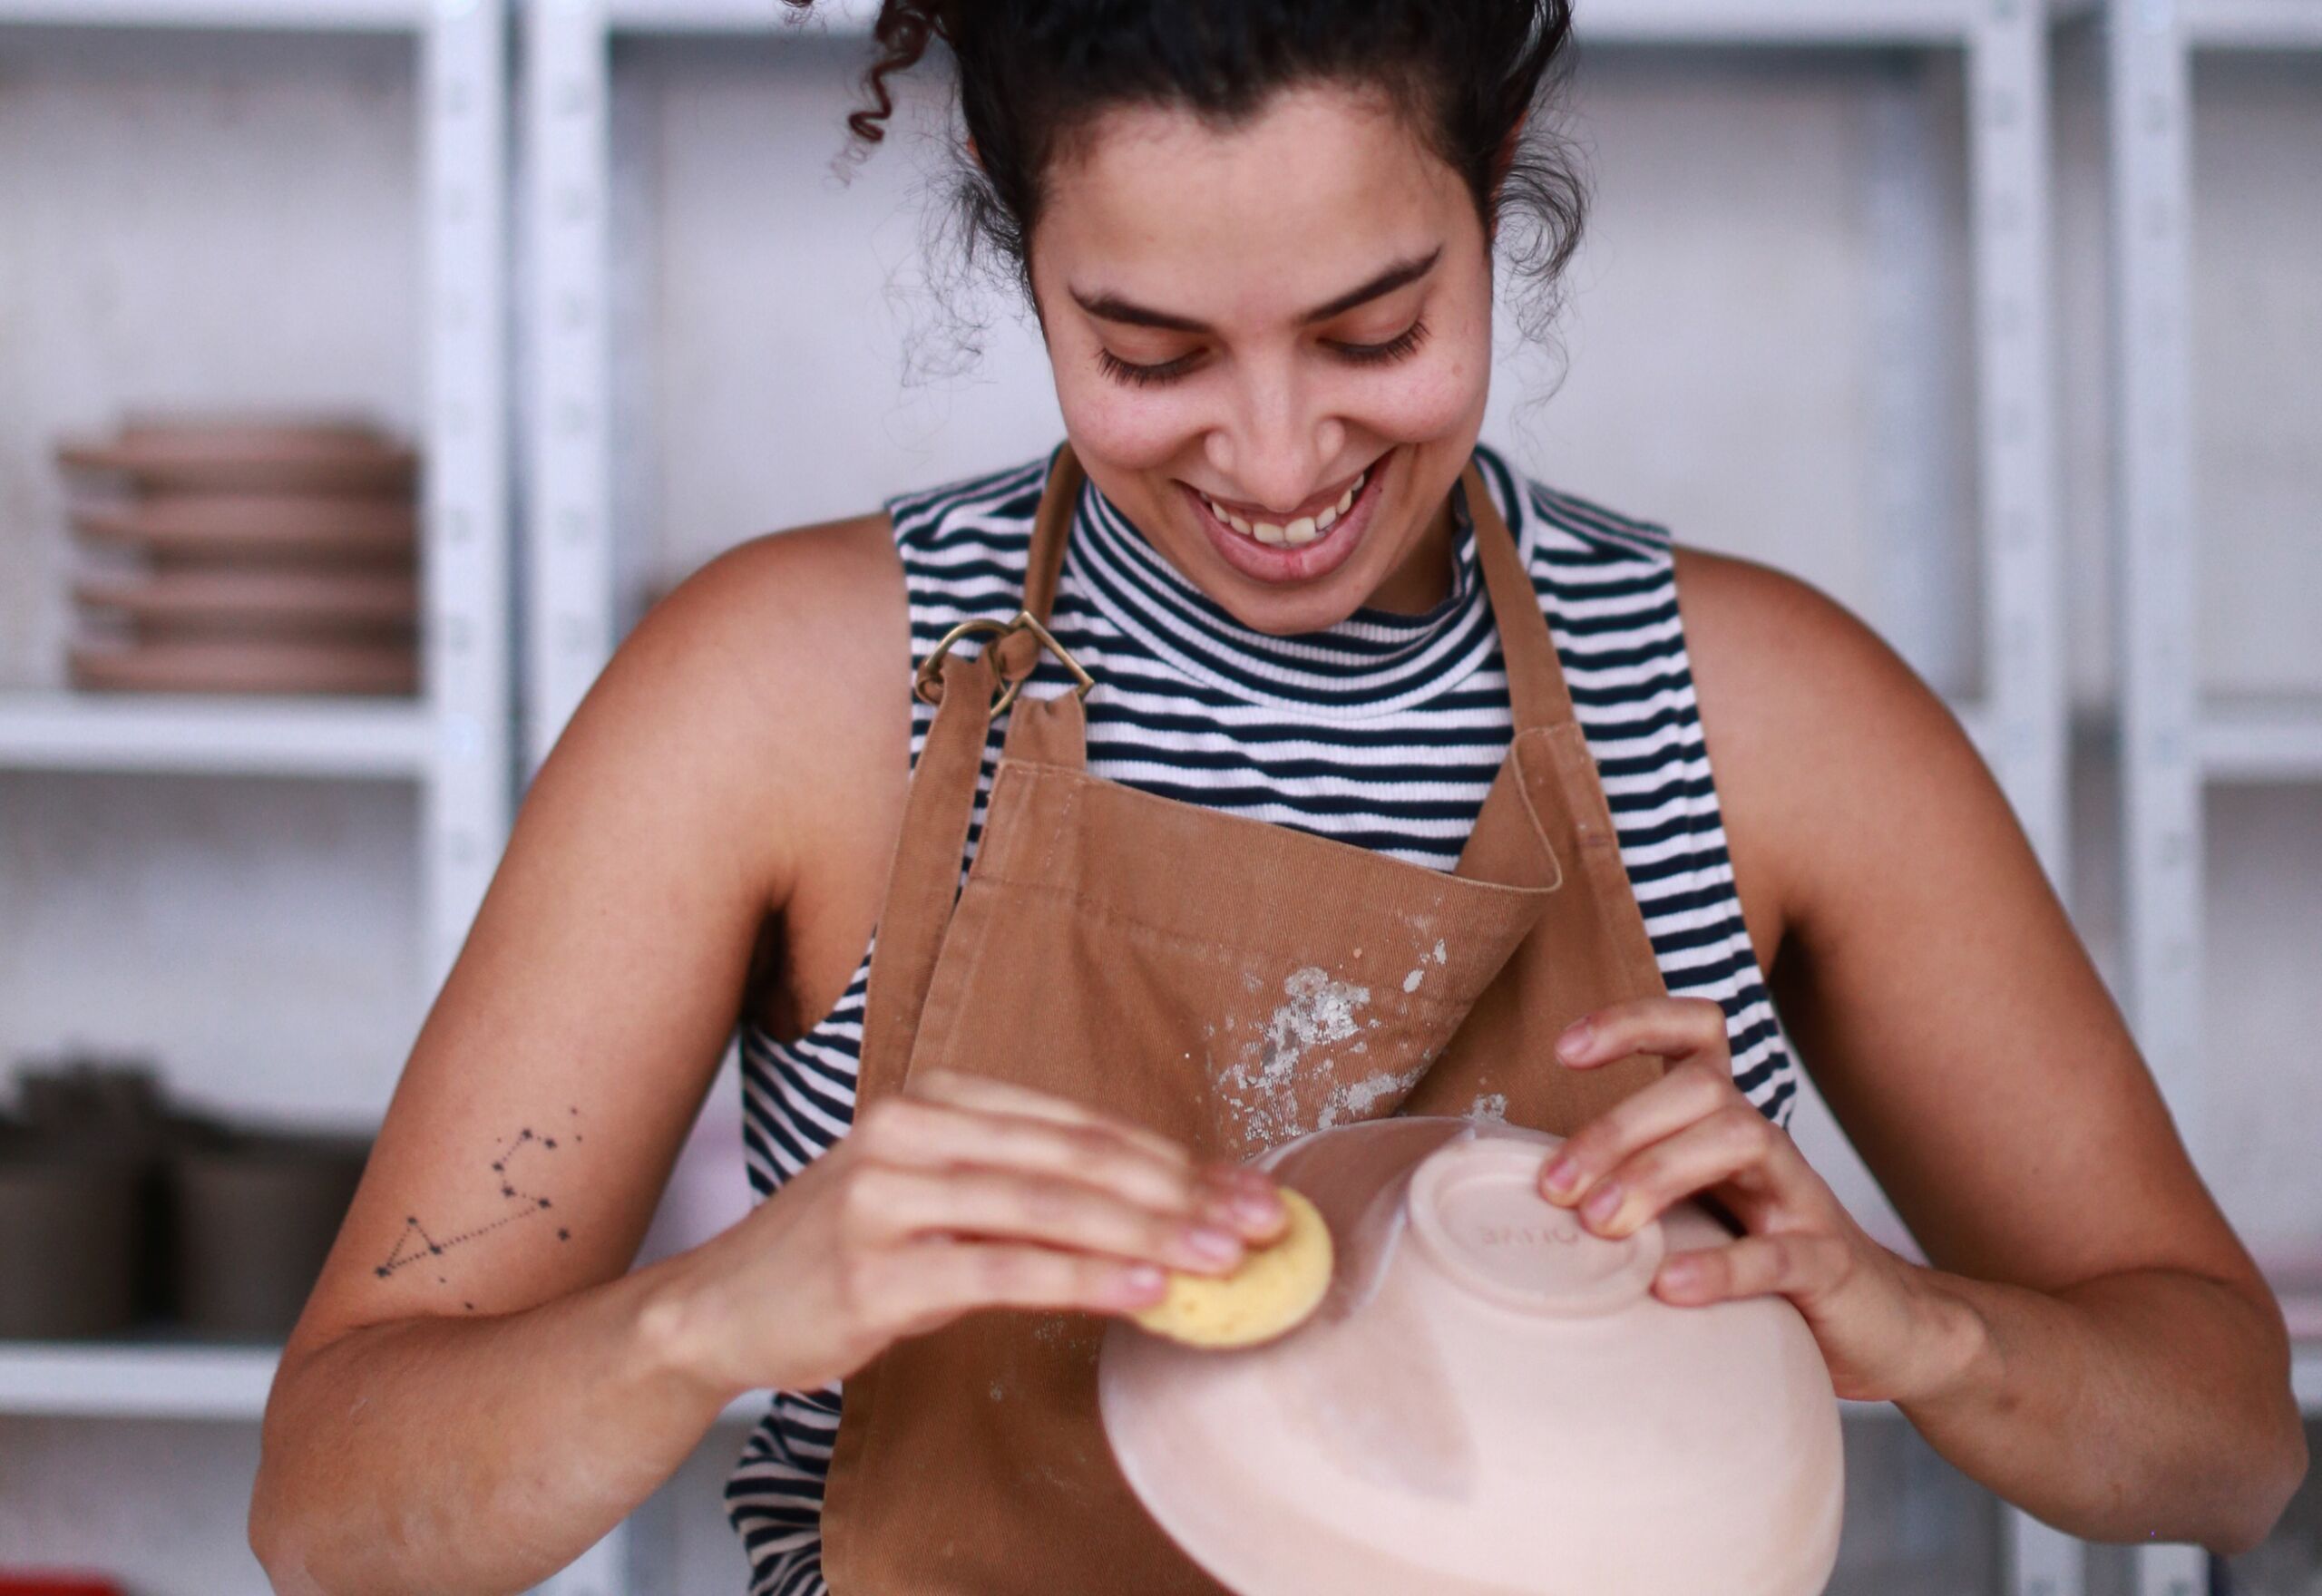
[1130,1187,1334,1349]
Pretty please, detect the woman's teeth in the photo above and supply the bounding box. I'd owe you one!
[1201,470,1366,548]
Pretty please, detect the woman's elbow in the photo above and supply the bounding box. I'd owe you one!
[249,1475,329,1596]
[2209,1400,2310,1558]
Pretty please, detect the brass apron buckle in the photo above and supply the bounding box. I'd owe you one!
[912,611,1096,717]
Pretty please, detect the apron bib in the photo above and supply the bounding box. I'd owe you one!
[822,444,1673,1592]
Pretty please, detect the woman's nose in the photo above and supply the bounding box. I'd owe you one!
[1202,381,1348,516]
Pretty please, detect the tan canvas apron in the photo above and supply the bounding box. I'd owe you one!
[821,443,1676,1592]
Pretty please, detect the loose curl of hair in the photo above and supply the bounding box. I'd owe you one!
[784,0,1589,361]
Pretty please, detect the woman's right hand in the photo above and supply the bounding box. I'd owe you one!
[652,1070,1287,1398]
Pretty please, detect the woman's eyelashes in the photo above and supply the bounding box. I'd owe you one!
[1095,318,1432,389]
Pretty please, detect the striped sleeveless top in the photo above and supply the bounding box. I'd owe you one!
[723,441,1800,1594]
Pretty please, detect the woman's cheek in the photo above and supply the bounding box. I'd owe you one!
[1054,370,1208,472]
[1348,319,1492,445]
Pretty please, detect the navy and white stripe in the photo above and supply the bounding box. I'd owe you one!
[724,442,1798,1593]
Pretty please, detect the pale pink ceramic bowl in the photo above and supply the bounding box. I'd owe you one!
[1099,1117,1844,1596]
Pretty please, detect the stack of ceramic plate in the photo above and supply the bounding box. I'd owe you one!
[58,415,421,696]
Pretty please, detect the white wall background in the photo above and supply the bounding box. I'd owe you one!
[0,20,2314,1593]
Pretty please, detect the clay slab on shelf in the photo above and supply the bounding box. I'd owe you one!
[67,638,419,697]
[73,569,419,638]
[72,495,418,566]
[58,419,418,498]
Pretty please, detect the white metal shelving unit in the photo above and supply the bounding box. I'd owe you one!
[522,3,2079,1593]
[522,0,2073,884]
[0,0,512,1585]
[0,0,512,990]
[2107,1,2322,1592]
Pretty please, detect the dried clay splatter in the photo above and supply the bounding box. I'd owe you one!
[1216,967,1371,1143]
[1314,1062,1430,1131]
[1468,1092,1509,1123]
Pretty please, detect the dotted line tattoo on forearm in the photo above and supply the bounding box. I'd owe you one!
[376,1105,584,1309]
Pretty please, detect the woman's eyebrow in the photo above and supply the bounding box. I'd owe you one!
[1068,247,1443,334]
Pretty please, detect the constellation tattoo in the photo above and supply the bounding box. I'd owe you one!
[376,1105,586,1300]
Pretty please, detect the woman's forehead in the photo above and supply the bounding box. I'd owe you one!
[1036,85,1474,321]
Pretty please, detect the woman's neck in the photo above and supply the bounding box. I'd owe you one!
[1361,491,1459,615]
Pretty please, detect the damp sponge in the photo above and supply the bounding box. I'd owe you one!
[1130,1187,1334,1349]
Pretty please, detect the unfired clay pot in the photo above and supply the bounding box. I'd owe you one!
[1099,1117,1845,1596]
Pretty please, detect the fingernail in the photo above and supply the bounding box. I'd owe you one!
[1659,1257,1702,1293]
[1581,1182,1623,1226]
[1123,1264,1166,1298]
[1540,1156,1579,1198]
[1185,1225,1242,1265]
[1556,1020,1594,1062]
[1231,1186,1283,1227]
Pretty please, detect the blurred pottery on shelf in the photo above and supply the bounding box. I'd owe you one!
[0,1123,142,1339]
[10,1056,225,1329]
[72,494,417,567]
[68,637,418,696]
[166,1125,371,1341]
[1099,1116,1846,1596]
[73,569,418,640]
[57,416,417,498]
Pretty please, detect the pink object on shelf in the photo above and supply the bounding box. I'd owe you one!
[57,417,416,498]
[67,637,417,696]
[1099,1117,1846,1596]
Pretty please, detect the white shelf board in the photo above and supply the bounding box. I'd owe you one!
[2197,697,2322,783]
[0,691,437,780]
[606,0,2101,44]
[2297,1343,2322,1416]
[0,0,421,29]
[2186,0,2322,48]
[0,1339,281,1420]
[0,1338,773,1424]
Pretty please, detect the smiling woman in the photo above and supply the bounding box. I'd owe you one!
[246,3,2306,1593]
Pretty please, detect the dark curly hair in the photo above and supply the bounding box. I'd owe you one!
[783,0,1589,355]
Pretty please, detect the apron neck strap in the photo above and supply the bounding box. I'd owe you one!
[1458,455,1578,734]
[1011,443,1579,734]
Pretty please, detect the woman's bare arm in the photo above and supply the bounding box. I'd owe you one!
[1678,549,2307,1551]
[249,517,907,1595]
[248,513,1285,1595]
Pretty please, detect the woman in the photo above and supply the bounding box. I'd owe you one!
[249,2,2306,1591]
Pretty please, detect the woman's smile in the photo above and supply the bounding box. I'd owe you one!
[1176,448,1391,586]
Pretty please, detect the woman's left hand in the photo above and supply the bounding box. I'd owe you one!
[1542,997,1981,1406]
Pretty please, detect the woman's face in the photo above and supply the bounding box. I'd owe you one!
[1027,82,1495,635]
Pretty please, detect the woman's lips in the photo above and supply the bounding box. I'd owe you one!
[1179,452,1391,586]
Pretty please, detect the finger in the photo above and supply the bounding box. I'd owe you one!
[910,1070,1193,1166]
[1569,1103,1778,1240]
[843,1163,1250,1275]
[854,1095,1208,1218]
[866,1238,1170,1336]
[1654,1232,1856,1309]
[1553,997,1730,1072]
[1538,1057,1735,1210]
